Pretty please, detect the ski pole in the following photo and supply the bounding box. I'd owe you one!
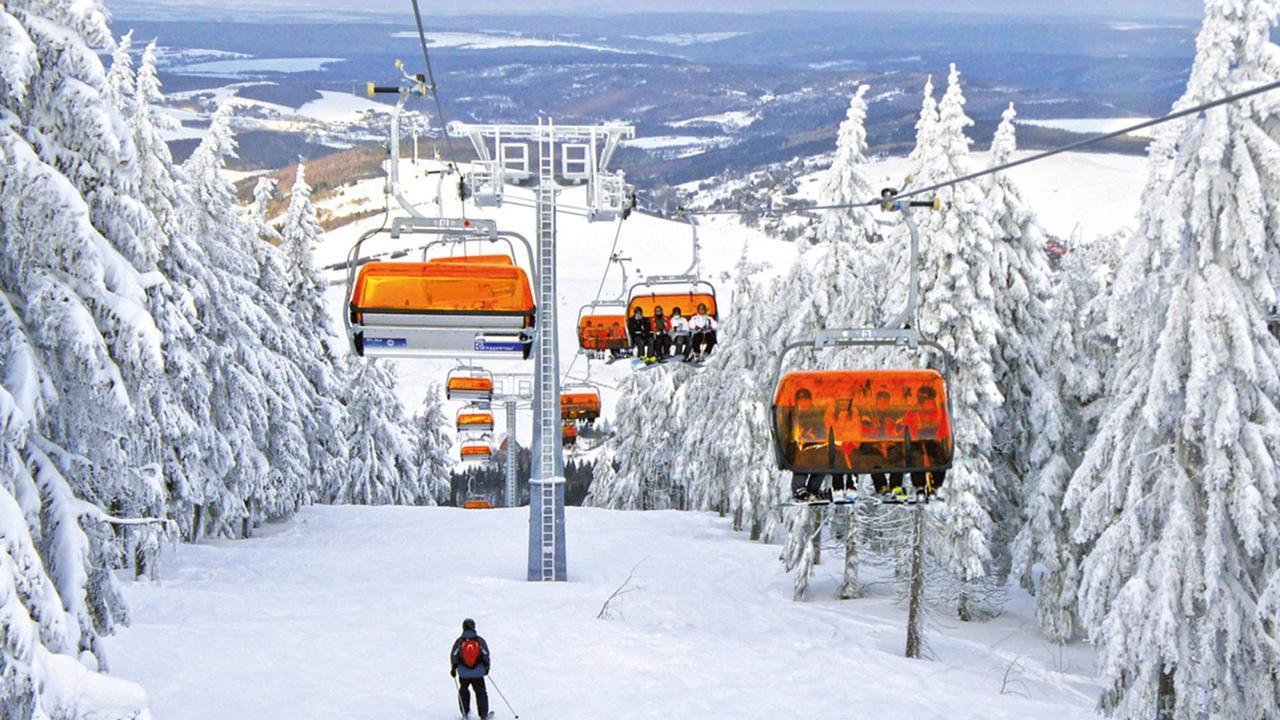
[488,675,519,719]
[453,676,466,720]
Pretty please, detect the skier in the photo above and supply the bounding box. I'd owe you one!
[627,307,651,360]
[450,618,492,719]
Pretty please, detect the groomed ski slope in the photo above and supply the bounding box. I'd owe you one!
[104,506,1101,719]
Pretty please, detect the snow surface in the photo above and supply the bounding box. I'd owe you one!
[1018,117,1156,139]
[295,90,390,123]
[670,110,760,131]
[624,32,750,45]
[105,505,1101,719]
[389,31,628,54]
[172,57,344,77]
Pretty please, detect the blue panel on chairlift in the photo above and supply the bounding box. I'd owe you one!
[475,339,524,353]
[365,337,408,349]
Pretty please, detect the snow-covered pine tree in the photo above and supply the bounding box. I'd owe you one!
[181,105,281,536]
[128,39,217,540]
[676,249,784,538]
[280,163,348,505]
[1065,1,1280,715]
[978,103,1073,627]
[589,366,695,510]
[332,358,421,505]
[909,66,1004,620]
[0,2,160,714]
[411,386,453,505]
[103,29,134,116]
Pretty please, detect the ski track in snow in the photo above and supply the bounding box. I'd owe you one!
[106,506,1101,719]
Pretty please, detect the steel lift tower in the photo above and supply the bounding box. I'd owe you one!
[452,119,635,581]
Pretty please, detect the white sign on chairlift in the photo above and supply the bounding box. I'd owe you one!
[560,143,591,181]
[499,142,529,176]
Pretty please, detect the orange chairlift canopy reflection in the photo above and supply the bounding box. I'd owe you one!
[773,369,953,478]
[561,389,602,423]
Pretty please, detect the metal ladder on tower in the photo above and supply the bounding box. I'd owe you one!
[535,118,560,581]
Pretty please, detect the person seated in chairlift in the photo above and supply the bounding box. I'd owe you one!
[830,401,862,500]
[627,306,651,359]
[648,305,672,361]
[669,307,692,360]
[860,389,905,495]
[902,384,950,494]
[607,319,627,359]
[789,388,833,502]
[689,303,718,359]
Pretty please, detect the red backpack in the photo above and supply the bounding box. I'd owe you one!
[460,638,482,668]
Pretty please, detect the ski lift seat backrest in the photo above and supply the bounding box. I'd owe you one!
[561,390,601,422]
[773,369,953,479]
[628,291,717,320]
[460,442,493,460]
[578,313,629,351]
[462,498,491,509]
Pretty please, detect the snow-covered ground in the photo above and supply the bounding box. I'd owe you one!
[1018,117,1156,139]
[172,56,345,77]
[105,506,1101,719]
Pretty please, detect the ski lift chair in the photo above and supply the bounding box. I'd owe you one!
[560,385,602,424]
[345,221,538,360]
[577,303,631,355]
[772,368,953,502]
[626,280,718,323]
[456,405,495,433]
[463,497,492,509]
[459,433,495,462]
[771,191,951,505]
[446,366,495,402]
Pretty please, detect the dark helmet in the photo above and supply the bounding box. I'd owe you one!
[672,307,682,316]
[632,307,643,316]
[795,388,812,402]
[463,618,476,632]
[697,303,708,314]
[654,305,664,315]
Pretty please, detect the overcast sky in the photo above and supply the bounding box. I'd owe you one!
[137,0,1208,18]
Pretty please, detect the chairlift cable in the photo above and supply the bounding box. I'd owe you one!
[563,215,626,381]
[409,0,456,160]
[678,77,1280,218]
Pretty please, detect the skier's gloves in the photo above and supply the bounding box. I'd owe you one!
[450,667,457,678]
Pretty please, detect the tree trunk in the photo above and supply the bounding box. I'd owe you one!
[905,503,926,659]
[811,507,822,566]
[191,504,203,543]
[1157,668,1176,719]
[837,506,861,599]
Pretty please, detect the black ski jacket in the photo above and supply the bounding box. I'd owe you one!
[451,630,491,679]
